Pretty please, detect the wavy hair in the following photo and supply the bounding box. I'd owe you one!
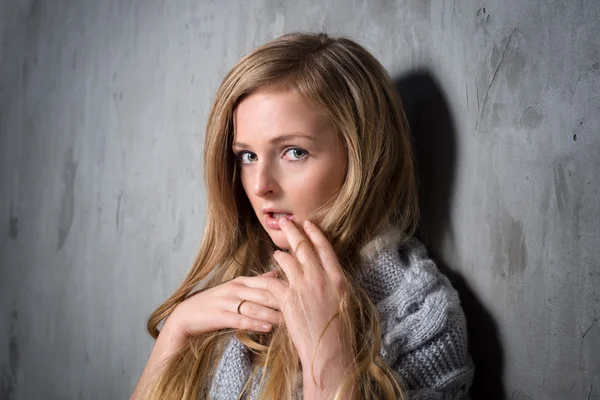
[144,32,418,399]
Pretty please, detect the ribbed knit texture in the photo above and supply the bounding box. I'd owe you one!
[209,232,474,399]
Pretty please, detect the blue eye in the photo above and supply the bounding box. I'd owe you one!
[284,148,308,161]
[238,151,257,164]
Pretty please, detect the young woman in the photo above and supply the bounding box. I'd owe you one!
[132,32,474,399]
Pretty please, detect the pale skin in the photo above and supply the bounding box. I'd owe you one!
[132,89,353,399]
[270,218,354,398]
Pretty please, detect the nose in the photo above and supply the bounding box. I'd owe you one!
[252,162,278,197]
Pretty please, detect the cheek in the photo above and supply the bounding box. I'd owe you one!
[296,166,345,208]
[318,154,346,190]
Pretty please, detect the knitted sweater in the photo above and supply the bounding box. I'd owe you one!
[210,231,474,399]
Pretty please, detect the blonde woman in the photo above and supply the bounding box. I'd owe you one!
[132,32,474,400]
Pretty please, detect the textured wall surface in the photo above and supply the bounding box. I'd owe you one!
[1,1,598,399]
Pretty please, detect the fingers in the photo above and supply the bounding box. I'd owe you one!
[229,273,287,329]
[279,218,320,272]
[236,300,283,325]
[302,220,343,280]
[235,287,279,310]
[273,249,302,284]
[221,312,274,333]
[235,274,280,291]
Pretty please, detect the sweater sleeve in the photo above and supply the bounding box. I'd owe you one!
[359,237,474,400]
[389,290,473,400]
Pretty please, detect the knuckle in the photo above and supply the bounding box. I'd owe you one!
[230,277,242,285]
[227,280,241,290]
[267,279,278,292]
[259,293,271,306]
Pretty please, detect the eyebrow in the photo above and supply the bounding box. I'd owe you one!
[232,133,317,149]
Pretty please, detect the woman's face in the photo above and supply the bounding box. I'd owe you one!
[233,89,347,250]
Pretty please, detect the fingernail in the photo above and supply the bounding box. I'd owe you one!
[260,324,272,330]
[279,218,288,225]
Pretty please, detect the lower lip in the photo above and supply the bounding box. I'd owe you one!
[264,214,293,230]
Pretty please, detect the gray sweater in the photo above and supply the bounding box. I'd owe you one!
[210,231,474,399]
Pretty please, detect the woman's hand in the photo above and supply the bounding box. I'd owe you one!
[132,272,282,399]
[268,218,353,397]
[133,272,282,399]
[164,271,283,345]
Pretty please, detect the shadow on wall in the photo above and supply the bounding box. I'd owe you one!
[394,71,505,400]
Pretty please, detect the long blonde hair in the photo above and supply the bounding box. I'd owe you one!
[145,32,418,399]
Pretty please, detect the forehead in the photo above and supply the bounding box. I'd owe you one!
[233,90,331,141]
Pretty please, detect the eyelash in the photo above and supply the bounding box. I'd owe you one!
[236,148,309,165]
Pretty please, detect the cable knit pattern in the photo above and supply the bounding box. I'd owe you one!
[209,232,474,399]
[358,233,473,399]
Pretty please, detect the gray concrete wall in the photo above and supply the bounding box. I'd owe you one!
[0,1,598,399]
